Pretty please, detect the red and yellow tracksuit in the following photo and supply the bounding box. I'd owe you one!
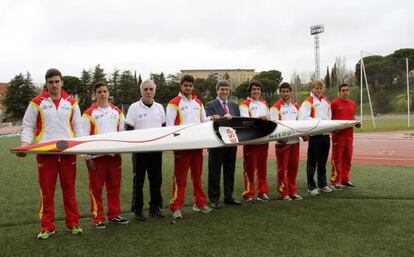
[21,89,83,232]
[330,98,357,186]
[166,93,209,211]
[82,102,125,223]
[239,98,269,199]
[270,99,300,198]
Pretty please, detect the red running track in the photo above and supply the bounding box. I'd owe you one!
[233,130,414,167]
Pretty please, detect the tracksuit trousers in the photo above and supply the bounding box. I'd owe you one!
[242,143,269,199]
[170,149,207,211]
[37,154,80,232]
[330,134,354,185]
[276,143,300,198]
[88,155,122,224]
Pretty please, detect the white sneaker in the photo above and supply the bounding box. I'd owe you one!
[172,210,182,219]
[320,186,333,193]
[257,194,271,201]
[192,204,212,214]
[308,188,320,196]
[281,195,292,201]
[289,194,303,200]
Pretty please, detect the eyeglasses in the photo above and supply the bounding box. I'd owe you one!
[341,89,349,92]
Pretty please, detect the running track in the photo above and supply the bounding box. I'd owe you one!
[235,130,414,167]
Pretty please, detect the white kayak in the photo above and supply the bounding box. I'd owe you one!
[10,117,360,154]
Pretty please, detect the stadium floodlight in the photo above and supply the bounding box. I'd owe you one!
[310,24,325,79]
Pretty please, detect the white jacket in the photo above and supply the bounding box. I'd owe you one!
[21,89,83,144]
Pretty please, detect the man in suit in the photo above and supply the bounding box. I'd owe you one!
[205,80,242,208]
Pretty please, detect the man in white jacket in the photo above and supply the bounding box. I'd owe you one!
[19,68,84,239]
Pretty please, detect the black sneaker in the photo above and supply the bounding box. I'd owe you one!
[135,211,146,222]
[109,216,129,225]
[342,182,356,189]
[149,209,165,218]
[210,202,222,209]
[95,222,106,229]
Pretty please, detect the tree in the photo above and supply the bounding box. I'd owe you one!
[62,76,81,96]
[234,81,249,100]
[253,70,282,104]
[78,69,93,112]
[138,74,142,87]
[117,70,139,109]
[155,81,180,106]
[224,72,230,80]
[3,72,36,120]
[151,73,167,88]
[92,64,107,85]
[109,69,121,104]
[331,63,338,87]
[324,66,331,88]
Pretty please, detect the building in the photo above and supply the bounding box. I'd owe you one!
[177,69,257,90]
[0,83,8,121]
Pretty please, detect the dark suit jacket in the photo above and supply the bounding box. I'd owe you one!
[205,98,240,117]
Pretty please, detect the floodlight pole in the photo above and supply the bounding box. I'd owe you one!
[407,58,411,127]
[310,25,324,79]
[360,52,363,124]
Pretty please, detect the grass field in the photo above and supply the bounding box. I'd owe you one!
[0,137,413,257]
[355,117,414,132]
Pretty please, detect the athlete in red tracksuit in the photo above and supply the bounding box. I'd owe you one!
[81,82,128,228]
[19,68,83,239]
[166,75,212,219]
[269,82,303,201]
[330,83,360,189]
[239,80,270,202]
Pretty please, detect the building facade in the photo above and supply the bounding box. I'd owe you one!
[177,69,257,90]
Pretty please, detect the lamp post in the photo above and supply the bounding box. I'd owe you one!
[310,24,325,79]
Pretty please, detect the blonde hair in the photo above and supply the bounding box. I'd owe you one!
[311,79,325,89]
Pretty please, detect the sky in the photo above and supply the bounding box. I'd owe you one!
[0,0,412,85]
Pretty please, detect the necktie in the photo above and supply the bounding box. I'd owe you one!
[223,100,229,114]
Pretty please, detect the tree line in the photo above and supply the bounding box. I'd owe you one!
[3,48,413,121]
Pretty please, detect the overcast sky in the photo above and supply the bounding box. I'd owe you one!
[0,0,412,84]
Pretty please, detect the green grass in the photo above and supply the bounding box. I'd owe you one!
[355,117,414,132]
[0,137,413,257]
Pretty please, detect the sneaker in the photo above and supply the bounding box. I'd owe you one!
[331,184,343,191]
[256,194,271,202]
[319,186,333,193]
[245,197,254,204]
[172,210,182,219]
[37,230,55,240]
[135,211,146,222]
[289,194,303,200]
[210,202,222,209]
[149,209,164,219]
[342,182,356,189]
[308,188,320,196]
[281,195,292,201]
[95,222,106,229]
[109,216,129,225]
[192,204,212,214]
[66,226,83,235]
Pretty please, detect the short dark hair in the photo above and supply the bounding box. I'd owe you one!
[180,75,195,85]
[247,80,263,93]
[45,68,62,81]
[216,80,230,91]
[94,81,108,92]
[279,82,292,92]
[338,83,349,92]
